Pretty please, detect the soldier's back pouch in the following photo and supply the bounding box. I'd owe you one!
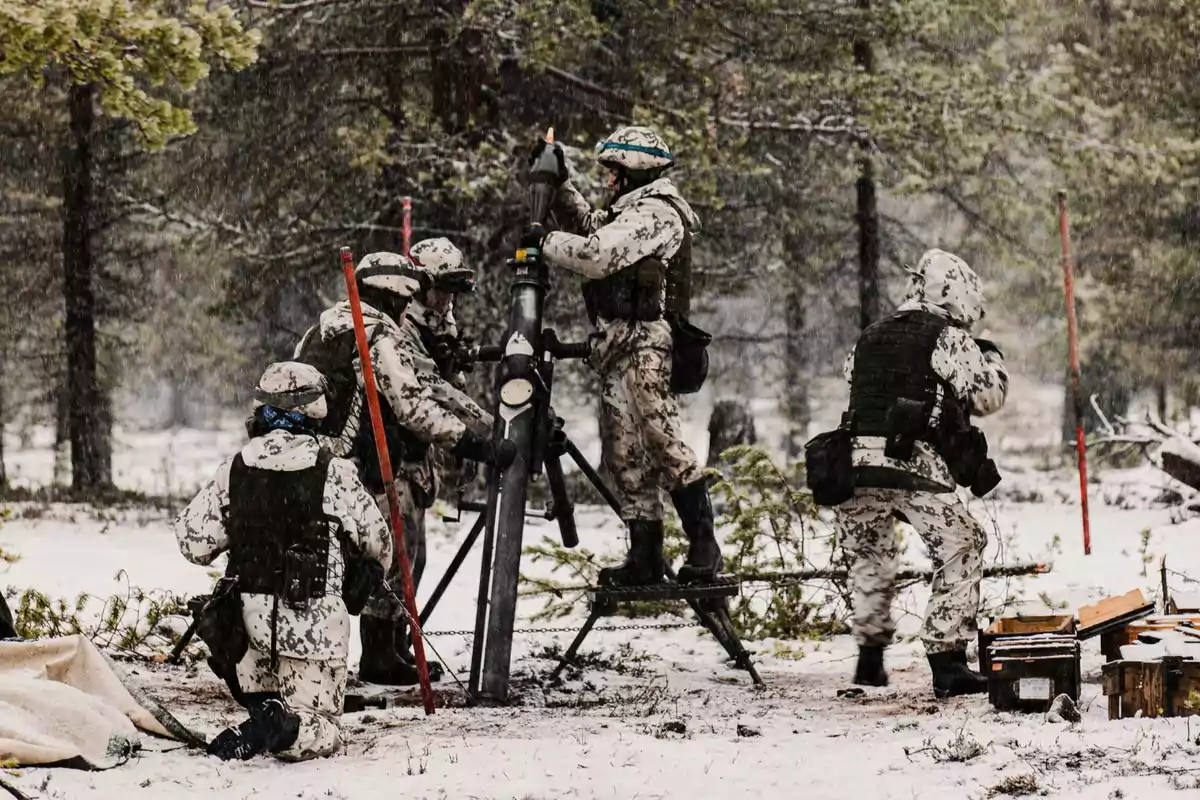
[194,582,248,684]
[669,317,711,395]
[804,428,854,507]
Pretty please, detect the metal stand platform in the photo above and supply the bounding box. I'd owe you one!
[548,573,763,686]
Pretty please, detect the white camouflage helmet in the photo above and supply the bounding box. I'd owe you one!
[596,126,674,171]
[252,361,329,420]
[355,251,423,299]
[409,238,475,293]
[905,248,985,328]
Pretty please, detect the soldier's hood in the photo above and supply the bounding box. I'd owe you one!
[612,177,701,231]
[897,249,984,328]
[240,429,321,471]
[405,301,450,334]
[318,300,403,340]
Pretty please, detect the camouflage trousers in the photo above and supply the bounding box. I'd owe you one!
[235,647,346,761]
[599,344,704,521]
[362,480,425,628]
[836,488,987,655]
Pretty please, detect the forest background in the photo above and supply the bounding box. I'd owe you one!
[2,0,1198,493]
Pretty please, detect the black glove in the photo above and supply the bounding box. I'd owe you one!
[428,334,455,369]
[529,140,569,186]
[974,338,1004,359]
[454,333,476,374]
[494,439,518,470]
[451,432,519,469]
[521,223,549,253]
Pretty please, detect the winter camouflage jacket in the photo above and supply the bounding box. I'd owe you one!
[173,430,392,661]
[843,253,1009,492]
[309,301,469,498]
[398,302,494,437]
[546,177,701,372]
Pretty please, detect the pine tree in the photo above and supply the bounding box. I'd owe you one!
[0,0,259,491]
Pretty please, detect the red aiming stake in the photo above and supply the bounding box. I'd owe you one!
[1058,192,1092,556]
[401,197,413,258]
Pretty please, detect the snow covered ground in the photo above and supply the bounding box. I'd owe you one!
[5,409,1200,799]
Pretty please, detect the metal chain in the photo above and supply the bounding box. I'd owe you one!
[422,620,703,637]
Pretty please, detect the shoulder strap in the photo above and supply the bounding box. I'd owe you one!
[656,195,691,230]
[318,447,366,554]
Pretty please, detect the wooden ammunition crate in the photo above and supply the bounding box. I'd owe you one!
[1098,616,1200,662]
[1102,657,1200,719]
[978,615,1075,674]
[987,634,1081,712]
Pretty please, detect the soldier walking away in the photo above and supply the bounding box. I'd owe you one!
[174,362,392,761]
[519,126,721,587]
[836,249,1009,698]
[294,251,516,686]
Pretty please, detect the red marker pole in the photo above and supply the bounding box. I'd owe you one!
[1058,192,1092,556]
[401,197,413,258]
[339,246,435,714]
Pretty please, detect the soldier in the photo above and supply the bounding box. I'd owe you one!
[174,362,392,761]
[519,126,721,587]
[294,251,516,686]
[403,237,493,432]
[387,236,494,664]
[836,249,1009,698]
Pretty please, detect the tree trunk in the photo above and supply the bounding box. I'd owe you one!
[853,0,880,330]
[782,278,809,458]
[168,377,189,428]
[0,383,6,488]
[707,400,757,467]
[63,83,107,492]
[53,382,70,486]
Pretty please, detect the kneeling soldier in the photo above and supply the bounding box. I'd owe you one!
[174,362,392,761]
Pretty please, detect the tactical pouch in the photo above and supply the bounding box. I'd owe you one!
[336,525,384,615]
[282,545,324,609]
[668,317,712,395]
[804,427,854,507]
[945,426,987,487]
[884,398,931,461]
[970,458,1002,498]
[192,579,249,685]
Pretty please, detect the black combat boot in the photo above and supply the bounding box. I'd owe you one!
[394,620,444,682]
[928,649,989,699]
[670,478,723,583]
[358,615,419,686]
[598,520,665,587]
[853,645,888,687]
[207,698,300,761]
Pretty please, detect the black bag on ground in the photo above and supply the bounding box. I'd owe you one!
[668,317,711,395]
[804,427,855,507]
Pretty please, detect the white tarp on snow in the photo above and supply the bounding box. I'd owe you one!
[0,635,199,769]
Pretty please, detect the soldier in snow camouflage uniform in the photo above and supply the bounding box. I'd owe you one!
[388,237,494,662]
[520,126,722,587]
[293,252,516,686]
[403,238,493,435]
[837,249,1009,698]
[174,362,392,761]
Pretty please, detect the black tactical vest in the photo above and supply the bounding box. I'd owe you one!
[226,448,333,606]
[848,310,963,444]
[582,197,693,324]
[296,324,428,494]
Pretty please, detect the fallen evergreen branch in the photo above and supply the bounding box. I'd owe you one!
[739,561,1052,585]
